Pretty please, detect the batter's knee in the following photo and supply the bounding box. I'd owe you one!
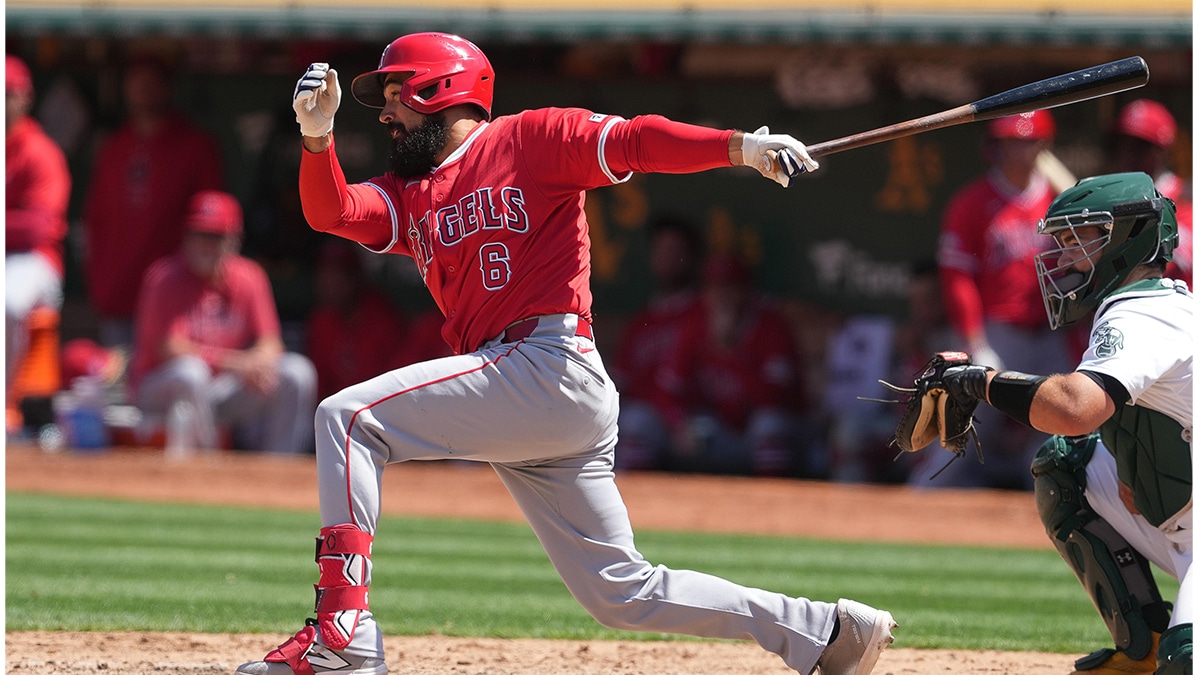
[315,393,351,432]
[568,562,663,631]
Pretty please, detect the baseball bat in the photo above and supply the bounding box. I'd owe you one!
[1036,149,1079,193]
[802,56,1149,160]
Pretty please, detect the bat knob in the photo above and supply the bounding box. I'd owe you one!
[779,149,807,178]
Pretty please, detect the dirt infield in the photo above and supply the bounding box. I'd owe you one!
[5,445,1078,674]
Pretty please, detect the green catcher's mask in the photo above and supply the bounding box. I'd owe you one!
[1035,172,1178,330]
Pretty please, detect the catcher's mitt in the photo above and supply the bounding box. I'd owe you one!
[869,352,990,466]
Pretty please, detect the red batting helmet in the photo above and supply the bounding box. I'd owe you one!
[1113,99,1176,149]
[987,110,1056,141]
[351,33,494,119]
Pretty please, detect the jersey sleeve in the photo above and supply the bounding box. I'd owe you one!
[299,136,411,256]
[4,135,71,251]
[131,258,183,377]
[603,114,735,175]
[937,186,987,339]
[243,261,283,340]
[939,267,985,340]
[515,108,734,195]
[1078,303,1182,404]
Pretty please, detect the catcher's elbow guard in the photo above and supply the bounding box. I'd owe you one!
[987,371,1046,427]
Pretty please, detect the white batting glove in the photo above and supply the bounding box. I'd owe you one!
[293,63,341,138]
[740,126,819,188]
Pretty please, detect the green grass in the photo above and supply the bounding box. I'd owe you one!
[5,492,1179,653]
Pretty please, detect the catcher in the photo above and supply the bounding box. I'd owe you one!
[885,172,1191,675]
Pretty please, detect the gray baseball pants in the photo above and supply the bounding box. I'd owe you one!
[314,313,836,674]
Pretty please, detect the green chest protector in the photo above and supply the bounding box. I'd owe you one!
[1100,403,1193,528]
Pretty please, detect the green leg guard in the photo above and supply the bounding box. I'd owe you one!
[1157,624,1192,675]
[1032,434,1171,662]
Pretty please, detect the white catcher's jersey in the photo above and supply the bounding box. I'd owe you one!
[1077,278,1193,431]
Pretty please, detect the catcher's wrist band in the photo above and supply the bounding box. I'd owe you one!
[987,371,1047,427]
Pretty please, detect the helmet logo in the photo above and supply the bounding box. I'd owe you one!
[1093,321,1125,358]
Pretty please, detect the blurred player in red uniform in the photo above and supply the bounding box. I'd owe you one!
[1108,99,1191,289]
[611,215,704,471]
[83,57,224,347]
[236,32,896,675]
[5,55,71,413]
[658,254,811,477]
[305,240,410,400]
[912,110,1072,489]
[130,191,316,455]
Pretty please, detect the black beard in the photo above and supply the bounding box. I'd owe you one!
[386,113,450,179]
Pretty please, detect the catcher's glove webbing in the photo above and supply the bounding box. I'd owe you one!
[866,352,991,477]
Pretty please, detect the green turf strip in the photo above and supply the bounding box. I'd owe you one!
[5,492,1179,652]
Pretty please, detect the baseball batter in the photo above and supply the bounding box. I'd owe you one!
[235,33,895,675]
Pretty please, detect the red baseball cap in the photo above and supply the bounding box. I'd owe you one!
[987,110,1055,141]
[60,338,121,384]
[1113,99,1176,149]
[6,54,33,95]
[184,190,243,236]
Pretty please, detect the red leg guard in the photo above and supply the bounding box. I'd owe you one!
[264,620,318,675]
[313,524,373,651]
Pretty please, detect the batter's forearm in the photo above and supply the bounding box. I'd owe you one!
[299,136,355,232]
[303,134,333,153]
[729,132,745,166]
[605,115,735,174]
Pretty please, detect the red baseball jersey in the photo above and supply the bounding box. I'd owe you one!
[5,117,71,274]
[658,299,806,431]
[613,290,702,403]
[130,252,281,389]
[83,113,224,319]
[300,107,733,354]
[937,171,1057,336]
[306,289,409,399]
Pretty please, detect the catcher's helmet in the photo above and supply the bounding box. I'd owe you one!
[351,32,494,119]
[1035,172,1178,330]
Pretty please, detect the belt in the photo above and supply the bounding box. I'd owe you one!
[503,316,593,343]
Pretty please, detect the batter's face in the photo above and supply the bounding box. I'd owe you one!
[380,74,451,178]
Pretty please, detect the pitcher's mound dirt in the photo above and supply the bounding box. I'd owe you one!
[6,446,1077,674]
